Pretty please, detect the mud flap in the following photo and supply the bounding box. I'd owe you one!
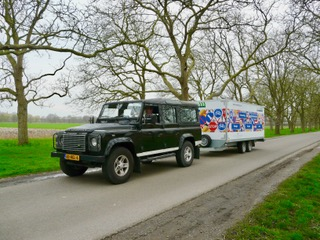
[194,146,200,159]
[133,157,141,173]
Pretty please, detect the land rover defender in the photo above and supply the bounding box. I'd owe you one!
[51,99,202,184]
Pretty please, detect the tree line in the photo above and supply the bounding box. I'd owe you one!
[0,0,319,144]
[0,112,90,123]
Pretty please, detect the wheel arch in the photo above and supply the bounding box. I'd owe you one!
[105,137,140,173]
[179,133,200,159]
[179,133,195,148]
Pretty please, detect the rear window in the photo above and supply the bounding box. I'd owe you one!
[179,107,198,123]
[162,105,177,124]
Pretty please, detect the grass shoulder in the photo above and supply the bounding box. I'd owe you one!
[224,154,320,240]
[0,138,60,178]
[264,127,319,138]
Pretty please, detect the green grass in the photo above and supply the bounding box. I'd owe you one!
[0,139,60,178]
[0,122,81,129]
[225,154,320,239]
[264,127,319,138]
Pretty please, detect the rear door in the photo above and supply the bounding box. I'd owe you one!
[160,104,180,149]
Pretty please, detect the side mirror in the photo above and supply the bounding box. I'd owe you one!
[89,116,95,123]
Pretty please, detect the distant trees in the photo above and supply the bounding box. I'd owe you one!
[254,51,320,134]
[0,112,90,124]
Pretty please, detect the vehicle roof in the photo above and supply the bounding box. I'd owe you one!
[103,98,198,107]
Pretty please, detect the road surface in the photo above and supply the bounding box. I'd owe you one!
[1,132,320,240]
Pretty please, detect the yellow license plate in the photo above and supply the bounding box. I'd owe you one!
[65,154,80,161]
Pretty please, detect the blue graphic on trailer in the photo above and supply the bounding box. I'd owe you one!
[232,123,241,131]
[206,111,214,123]
[239,112,246,119]
[245,124,253,130]
[255,124,263,130]
[214,109,222,118]
[250,112,258,119]
[218,122,226,131]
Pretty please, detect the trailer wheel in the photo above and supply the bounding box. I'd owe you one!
[246,141,253,152]
[201,135,211,147]
[237,142,246,153]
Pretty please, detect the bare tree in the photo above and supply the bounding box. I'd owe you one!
[190,0,297,102]
[289,0,320,74]
[291,71,320,132]
[74,0,297,107]
[75,0,267,104]
[0,0,133,144]
[255,50,304,135]
[72,2,163,109]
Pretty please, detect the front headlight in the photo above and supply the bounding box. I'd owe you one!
[57,135,64,146]
[90,137,98,147]
[88,135,101,151]
[53,133,64,149]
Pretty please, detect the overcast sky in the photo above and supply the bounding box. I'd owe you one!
[0,96,99,117]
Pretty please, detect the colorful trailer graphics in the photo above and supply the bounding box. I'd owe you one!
[199,99,265,152]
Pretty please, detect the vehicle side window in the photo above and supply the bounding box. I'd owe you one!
[162,105,177,124]
[179,107,198,123]
[143,105,160,124]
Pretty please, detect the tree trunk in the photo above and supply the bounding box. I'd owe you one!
[14,55,29,145]
[300,110,306,133]
[275,113,282,135]
[269,117,274,131]
[275,122,281,135]
[17,100,29,145]
[288,120,295,133]
[180,56,190,101]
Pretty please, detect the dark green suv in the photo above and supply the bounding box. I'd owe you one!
[51,99,202,184]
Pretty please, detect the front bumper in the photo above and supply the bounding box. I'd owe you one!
[51,151,106,164]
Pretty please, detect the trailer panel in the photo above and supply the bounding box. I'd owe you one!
[199,99,264,152]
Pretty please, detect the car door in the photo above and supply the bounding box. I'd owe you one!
[139,104,163,155]
[160,105,180,150]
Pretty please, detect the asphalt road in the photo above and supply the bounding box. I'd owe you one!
[1,132,320,240]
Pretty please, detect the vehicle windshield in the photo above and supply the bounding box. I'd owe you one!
[99,102,142,122]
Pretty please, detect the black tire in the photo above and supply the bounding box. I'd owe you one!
[176,141,194,167]
[201,135,211,147]
[102,147,134,184]
[237,142,246,154]
[60,159,88,177]
[246,141,253,152]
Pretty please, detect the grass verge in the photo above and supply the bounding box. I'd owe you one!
[224,154,320,240]
[0,138,60,178]
[264,127,319,138]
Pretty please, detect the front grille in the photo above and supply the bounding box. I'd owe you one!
[62,133,86,152]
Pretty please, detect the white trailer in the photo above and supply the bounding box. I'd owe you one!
[198,99,265,153]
